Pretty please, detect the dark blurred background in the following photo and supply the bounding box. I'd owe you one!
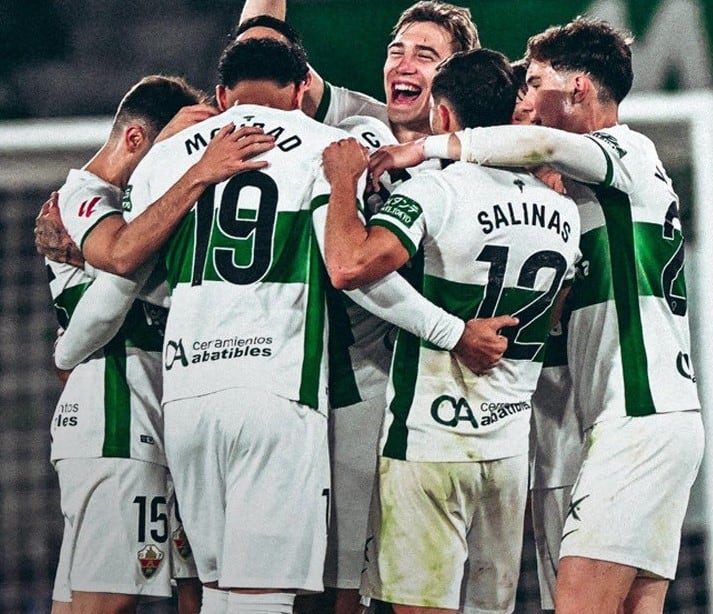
[2,0,711,120]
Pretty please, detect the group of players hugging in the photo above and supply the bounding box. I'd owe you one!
[34,1,703,613]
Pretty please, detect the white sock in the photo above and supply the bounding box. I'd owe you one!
[200,586,229,614]
[225,591,295,613]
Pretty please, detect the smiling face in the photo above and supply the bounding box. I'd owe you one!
[383,21,455,140]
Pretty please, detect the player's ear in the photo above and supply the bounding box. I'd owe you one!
[293,78,309,111]
[125,125,147,153]
[215,84,229,111]
[437,102,454,133]
[572,73,590,104]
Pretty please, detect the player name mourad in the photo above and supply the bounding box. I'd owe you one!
[184,115,302,155]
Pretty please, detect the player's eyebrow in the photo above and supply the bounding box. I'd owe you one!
[387,41,442,59]
[526,74,541,87]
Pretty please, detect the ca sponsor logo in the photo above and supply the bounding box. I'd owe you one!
[164,339,188,370]
[431,395,479,429]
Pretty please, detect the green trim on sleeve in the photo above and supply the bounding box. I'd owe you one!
[368,218,418,258]
[314,81,332,124]
[310,194,330,211]
[78,210,123,251]
[584,135,615,187]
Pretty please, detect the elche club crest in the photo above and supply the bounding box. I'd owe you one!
[137,544,164,578]
[172,525,193,560]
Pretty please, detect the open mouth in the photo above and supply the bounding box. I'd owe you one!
[391,82,422,104]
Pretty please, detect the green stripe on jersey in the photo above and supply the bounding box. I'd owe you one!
[299,227,327,409]
[422,275,552,362]
[382,251,425,459]
[326,287,361,408]
[166,209,318,288]
[633,222,686,301]
[53,282,91,329]
[567,228,614,310]
[382,329,420,460]
[102,335,131,457]
[597,185,656,416]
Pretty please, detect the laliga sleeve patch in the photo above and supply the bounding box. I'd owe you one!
[378,194,423,228]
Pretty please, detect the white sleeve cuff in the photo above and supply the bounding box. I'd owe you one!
[423,134,451,160]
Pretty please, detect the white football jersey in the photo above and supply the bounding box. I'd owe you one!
[370,163,581,462]
[125,105,355,411]
[316,81,389,128]
[566,125,701,429]
[50,171,166,465]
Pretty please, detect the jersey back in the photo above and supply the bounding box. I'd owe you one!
[125,105,352,410]
[50,172,166,464]
[566,125,701,428]
[369,162,581,461]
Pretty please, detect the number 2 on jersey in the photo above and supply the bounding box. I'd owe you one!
[475,244,567,360]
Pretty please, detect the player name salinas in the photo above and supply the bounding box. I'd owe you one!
[478,201,572,242]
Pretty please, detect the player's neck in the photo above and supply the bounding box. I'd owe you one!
[391,121,431,144]
[84,144,132,190]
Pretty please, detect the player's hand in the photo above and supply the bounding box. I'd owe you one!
[322,138,370,187]
[155,103,219,142]
[34,192,85,268]
[453,315,520,375]
[192,123,275,184]
[369,139,426,190]
[533,166,566,194]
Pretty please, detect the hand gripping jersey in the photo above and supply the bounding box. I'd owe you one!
[125,105,356,411]
[369,163,581,462]
[565,125,701,429]
[49,170,166,465]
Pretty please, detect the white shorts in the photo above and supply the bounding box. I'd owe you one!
[52,457,172,601]
[167,472,198,580]
[324,396,384,589]
[164,388,330,591]
[560,411,704,579]
[531,485,573,611]
[361,454,528,613]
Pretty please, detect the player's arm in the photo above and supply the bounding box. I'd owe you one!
[370,126,613,187]
[53,261,153,370]
[238,0,325,118]
[319,138,517,372]
[322,138,409,289]
[83,123,274,276]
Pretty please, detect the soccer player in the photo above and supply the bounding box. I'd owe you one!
[47,73,276,614]
[321,48,581,614]
[377,17,705,614]
[47,74,204,614]
[240,1,479,135]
